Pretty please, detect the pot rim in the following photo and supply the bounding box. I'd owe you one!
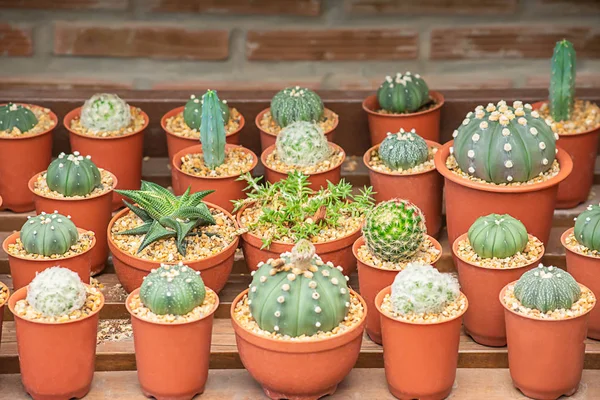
[261,143,346,177]
[254,107,339,138]
[363,140,441,177]
[352,235,442,271]
[532,101,600,138]
[362,91,445,119]
[560,227,600,261]
[28,170,118,202]
[63,106,149,141]
[0,103,58,141]
[161,105,245,140]
[0,281,9,308]
[171,143,258,181]
[2,228,97,262]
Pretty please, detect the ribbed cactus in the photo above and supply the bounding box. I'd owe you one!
[468,214,528,259]
[46,152,102,197]
[183,93,230,130]
[275,121,331,167]
[80,93,131,132]
[453,100,557,184]
[363,199,427,263]
[379,128,429,170]
[549,39,576,122]
[199,90,226,170]
[514,265,581,313]
[26,266,87,317]
[574,204,600,251]
[0,103,38,133]
[140,263,206,315]
[20,212,79,256]
[270,87,324,128]
[377,72,430,114]
[248,240,351,337]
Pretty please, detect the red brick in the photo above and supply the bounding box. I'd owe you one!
[533,0,600,14]
[247,29,417,61]
[152,80,321,91]
[525,73,600,88]
[0,23,33,56]
[54,22,229,60]
[0,76,134,90]
[346,0,517,14]
[0,0,129,10]
[149,0,321,16]
[336,74,513,91]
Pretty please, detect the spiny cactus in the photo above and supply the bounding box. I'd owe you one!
[275,121,331,167]
[549,39,576,122]
[26,267,87,317]
[270,86,324,128]
[574,203,600,251]
[363,199,426,263]
[80,93,131,133]
[452,100,558,184]
[0,103,38,133]
[46,152,102,197]
[379,128,429,170]
[199,90,226,170]
[377,72,430,114]
[468,214,528,259]
[183,93,230,131]
[20,212,79,256]
[140,262,206,315]
[514,264,581,313]
[248,239,351,337]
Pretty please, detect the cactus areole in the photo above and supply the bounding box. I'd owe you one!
[199,90,227,170]
[379,128,429,170]
[270,87,324,128]
[468,214,529,259]
[20,212,79,257]
[183,93,230,131]
[0,103,38,133]
[549,39,576,122]
[46,152,102,197]
[514,264,581,313]
[377,72,430,114]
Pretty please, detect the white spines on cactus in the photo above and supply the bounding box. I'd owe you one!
[275,121,331,167]
[26,266,87,317]
[80,93,132,133]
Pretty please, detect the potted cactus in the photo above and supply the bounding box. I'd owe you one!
[8,267,105,400]
[362,72,444,145]
[453,214,544,346]
[434,100,573,247]
[64,93,149,210]
[0,281,8,346]
[2,212,95,289]
[262,121,346,190]
[126,263,219,399]
[171,90,258,212]
[0,102,57,212]
[501,265,596,399]
[231,240,367,400]
[363,128,443,237]
[352,199,442,344]
[28,152,115,275]
[256,87,339,151]
[375,263,468,399]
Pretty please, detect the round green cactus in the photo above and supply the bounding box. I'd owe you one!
[26,266,87,317]
[379,128,429,170]
[467,214,528,259]
[270,86,324,128]
[514,264,581,313]
[80,93,131,132]
[574,204,600,251]
[363,199,427,263]
[140,262,206,315]
[183,93,230,131]
[377,72,430,114]
[46,152,102,197]
[248,239,351,337]
[275,121,331,167]
[452,100,558,184]
[0,103,38,133]
[20,212,79,256]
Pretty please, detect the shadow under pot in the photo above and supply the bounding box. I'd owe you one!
[0,282,9,346]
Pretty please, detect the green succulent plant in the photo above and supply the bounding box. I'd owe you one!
[549,39,576,122]
[183,93,230,131]
[20,212,79,257]
[270,87,324,128]
[514,264,581,313]
[377,72,430,114]
[467,214,529,259]
[574,203,600,251]
[197,90,227,170]
[275,121,331,167]
[0,103,38,133]
[46,152,102,197]
[378,128,429,170]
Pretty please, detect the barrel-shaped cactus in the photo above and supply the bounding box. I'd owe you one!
[248,240,350,337]
[183,93,230,130]
[26,266,87,317]
[199,90,226,170]
[574,204,600,251]
[379,128,429,170]
[467,214,529,259]
[0,103,38,133]
[514,264,581,313]
[46,152,102,197]
[275,121,331,167]
[270,87,324,128]
[377,72,430,114]
[549,39,576,122]
[20,212,79,256]
[80,93,131,133]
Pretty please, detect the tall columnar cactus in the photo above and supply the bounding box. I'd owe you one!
[377,72,430,114]
[20,212,79,256]
[270,87,324,128]
[80,93,132,132]
[140,263,206,315]
[514,264,581,313]
[199,90,226,170]
[453,100,558,184]
[467,214,529,259]
[183,93,230,130]
[26,266,87,317]
[574,204,600,251]
[275,121,331,167]
[46,152,102,197]
[0,103,38,133]
[363,199,427,263]
[248,240,351,337]
[379,128,429,170]
[549,39,576,122]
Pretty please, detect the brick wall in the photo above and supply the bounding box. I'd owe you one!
[0,0,599,91]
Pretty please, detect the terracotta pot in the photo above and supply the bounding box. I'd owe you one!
[376,286,467,400]
[8,285,104,400]
[171,144,258,213]
[453,233,542,347]
[29,171,115,276]
[231,288,366,400]
[108,203,239,293]
[3,229,94,290]
[64,106,148,211]
[0,282,8,347]
[255,107,338,152]
[434,141,573,247]
[126,288,218,400]
[364,141,443,238]
[363,91,445,146]
[261,143,345,190]
[354,236,442,345]
[162,105,245,162]
[0,104,56,212]
[501,283,594,400]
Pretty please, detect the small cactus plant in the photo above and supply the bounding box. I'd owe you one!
[248,239,351,337]
[183,93,230,131]
[514,264,581,313]
[363,199,427,263]
[270,86,324,128]
[379,128,429,170]
[574,204,600,251]
[46,152,102,197]
[549,39,576,122]
[20,212,79,257]
[26,266,87,317]
[275,121,331,167]
[377,72,430,114]
[0,103,38,133]
[468,214,529,259]
[199,90,226,170]
[80,93,131,133]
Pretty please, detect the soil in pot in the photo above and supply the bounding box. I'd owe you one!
[0,283,8,346]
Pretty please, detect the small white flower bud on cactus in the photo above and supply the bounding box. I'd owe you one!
[26,267,87,317]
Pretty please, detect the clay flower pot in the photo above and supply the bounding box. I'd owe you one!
[8,285,104,400]
[64,106,148,211]
[171,144,258,213]
[3,228,95,290]
[0,282,8,346]
[453,233,543,347]
[434,141,573,247]
[362,91,444,145]
[0,104,56,213]
[29,171,116,276]
[231,288,367,400]
[126,288,218,400]
[261,143,345,190]
[375,286,467,400]
[353,236,442,345]
[364,140,443,238]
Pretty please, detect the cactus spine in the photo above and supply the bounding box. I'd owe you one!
[80,93,131,132]
[574,203,600,251]
[270,87,324,128]
[20,212,79,256]
[377,72,430,114]
[46,152,102,197]
[275,121,331,167]
[379,128,429,170]
[183,93,230,130]
[0,103,38,133]
[199,90,226,170]
[514,265,581,313]
[468,214,528,259]
[26,267,87,317]
[549,39,576,122]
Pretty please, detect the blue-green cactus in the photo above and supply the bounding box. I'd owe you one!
[514,264,581,313]
[270,87,324,128]
[379,128,429,170]
[20,212,79,256]
[183,93,230,130]
[46,152,102,197]
[468,214,529,259]
[199,90,226,170]
[0,103,38,133]
[574,203,600,251]
[377,72,430,114]
[549,39,576,122]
